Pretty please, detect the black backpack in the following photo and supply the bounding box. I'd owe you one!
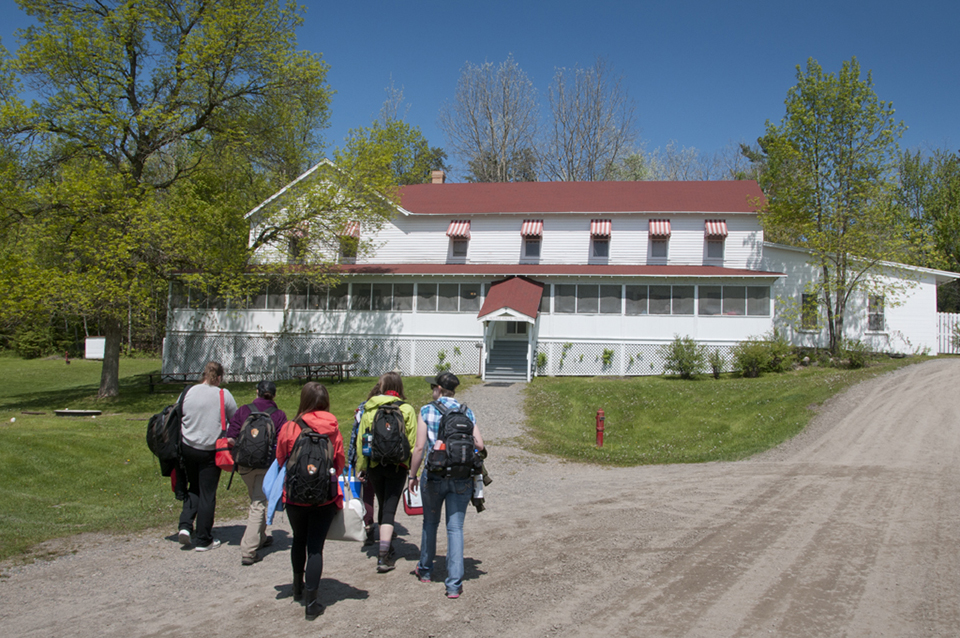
[426,400,480,479]
[370,401,410,466]
[146,387,189,472]
[233,405,279,469]
[284,419,335,505]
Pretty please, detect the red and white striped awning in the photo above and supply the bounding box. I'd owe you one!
[649,219,671,238]
[705,219,728,238]
[520,219,543,237]
[342,222,361,238]
[446,220,471,239]
[590,219,612,238]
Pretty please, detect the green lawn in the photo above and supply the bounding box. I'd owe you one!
[524,356,927,465]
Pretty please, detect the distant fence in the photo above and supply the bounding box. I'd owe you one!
[938,313,960,354]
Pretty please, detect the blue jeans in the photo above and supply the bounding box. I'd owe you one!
[418,476,473,594]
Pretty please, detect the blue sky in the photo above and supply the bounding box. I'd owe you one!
[2,0,957,179]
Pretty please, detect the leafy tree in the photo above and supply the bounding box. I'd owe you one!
[337,119,446,187]
[0,0,331,397]
[439,55,539,182]
[540,58,638,181]
[758,57,908,352]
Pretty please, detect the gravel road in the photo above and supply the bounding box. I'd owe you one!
[2,359,960,637]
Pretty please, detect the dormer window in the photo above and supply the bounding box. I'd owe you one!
[590,219,611,260]
[521,219,543,260]
[705,220,727,260]
[649,219,670,259]
[447,220,471,259]
[339,222,360,264]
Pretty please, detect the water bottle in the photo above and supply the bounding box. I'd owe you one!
[362,431,372,457]
[473,474,483,498]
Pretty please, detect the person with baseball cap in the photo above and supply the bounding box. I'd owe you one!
[408,372,485,599]
[226,379,288,565]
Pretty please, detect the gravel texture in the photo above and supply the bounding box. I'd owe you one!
[3,360,960,637]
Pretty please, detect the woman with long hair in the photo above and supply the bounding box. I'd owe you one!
[355,371,417,572]
[275,382,345,621]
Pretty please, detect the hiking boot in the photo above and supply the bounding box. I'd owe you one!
[194,539,221,552]
[178,529,191,546]
[377,547,397,573]
[241,555,261,566]
[362,525,376,547]
[446,586,463,599]
[303,588,324,621]
[292,574,304,601]
[413,566,431,583]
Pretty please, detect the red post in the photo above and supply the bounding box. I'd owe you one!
[596,409,605,447]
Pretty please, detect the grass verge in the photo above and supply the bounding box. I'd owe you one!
[524,356,928,465]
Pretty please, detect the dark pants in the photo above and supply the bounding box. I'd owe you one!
[178,444,221,545]
[368,464,406,528]
[286,502,338,590]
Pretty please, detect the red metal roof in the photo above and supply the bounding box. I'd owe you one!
[590,219,612,237]
[520,219,543,237]
[705,220,728,238]
[649,219,671,238]
[339,264,783,278]
[478,276,545,320]
[399,181,765,215]
[446,220,471,238]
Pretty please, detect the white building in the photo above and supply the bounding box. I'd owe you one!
[163,167,958,381]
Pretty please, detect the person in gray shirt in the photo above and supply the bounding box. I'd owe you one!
[177,361,237,551]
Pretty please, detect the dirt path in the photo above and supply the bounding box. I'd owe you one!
[3,359,960,637]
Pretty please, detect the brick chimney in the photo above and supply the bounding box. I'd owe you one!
[431,170,446,184]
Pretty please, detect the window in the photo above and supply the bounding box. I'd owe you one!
[506,322,527,334]
[339,236,358,263]
[722,286,746,316]
[801,294,818,330]
[392,284,414,311]
[524,239,541,258]
[707,239,724,259]
[328,283,349,310]
[416,283,481,313]
[868,295,884,331]
[625,285,648,315]
[350,283,371,311]
[698,286,722,316]
[372,283,392,311]
[540,286,551,313]
[747,287,769,316]
[649,285,672,315]
[170,282,188,309]
[451,240,468,258]
[651,239,668,258]
[600,285,622,314]
[592,239,609,258]
[577,285,599,313]
[672,286,695,315]
[555,285,576,314]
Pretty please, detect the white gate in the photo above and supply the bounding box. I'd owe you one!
[938,313,960,354]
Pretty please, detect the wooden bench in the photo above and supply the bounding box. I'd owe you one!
[289,361,357,383]
[148,372,199,393]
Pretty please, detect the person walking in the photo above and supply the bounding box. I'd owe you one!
[408,372,485,599]
[355,372,418,573]
[275,382,345,621]
[347,399,377,546]
[178,361,237,551]
[225,379,287,566]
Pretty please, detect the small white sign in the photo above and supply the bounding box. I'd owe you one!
[85,337,106,360]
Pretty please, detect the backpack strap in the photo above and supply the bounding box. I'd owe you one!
[431,399,450,415]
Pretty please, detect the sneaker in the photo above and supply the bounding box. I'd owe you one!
[377,547,397,573]
[178,530,191,546]
[413,566,431,583]
[446,586,463,599]
[194,539,221,552]
[241,555,261,566]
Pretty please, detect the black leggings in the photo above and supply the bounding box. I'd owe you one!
[368,464,406,528]
[286,502,338,589]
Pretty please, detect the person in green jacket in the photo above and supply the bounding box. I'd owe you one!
[356,371,418,572]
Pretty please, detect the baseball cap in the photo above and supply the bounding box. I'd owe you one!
[256,380,277,397]
[425,372,460,391]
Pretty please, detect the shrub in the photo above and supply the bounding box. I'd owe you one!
[838,339,869,369]
[659,335,706,379]
[13,325,56,359]
[731,331,795,377]
[708,348,725,379]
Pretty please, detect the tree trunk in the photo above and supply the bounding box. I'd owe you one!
[98,319,122,398]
